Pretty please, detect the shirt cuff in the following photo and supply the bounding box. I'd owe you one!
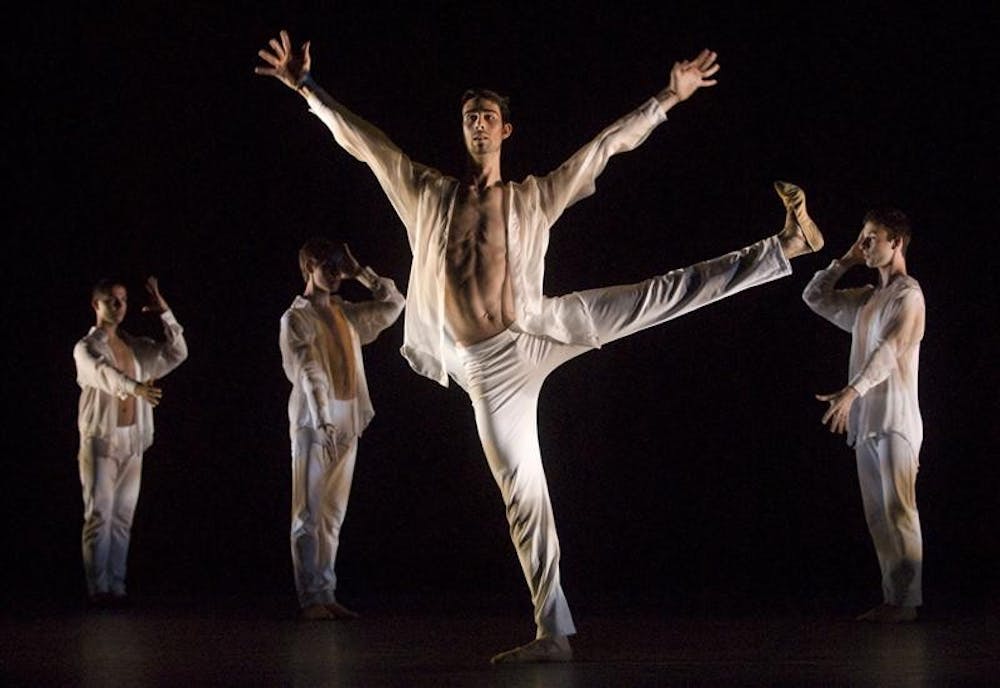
[298,73,317,91]
[357,267,379,290]
[119,377,138,399]
[317,400,336,427]
[848,377,873,398]
[644,97,669,123]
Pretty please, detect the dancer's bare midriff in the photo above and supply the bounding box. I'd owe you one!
[444,183,516,346]
[110,337,138,427]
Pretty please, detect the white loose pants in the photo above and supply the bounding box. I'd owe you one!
[290,426,359,608]
[79,425,143,598]
[451,236,791,638]
[855,432,923,607]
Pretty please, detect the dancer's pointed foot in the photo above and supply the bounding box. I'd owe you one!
[300,604,336,620]
[774,180,824,257]
[490,635,573,664]
[324,600,359,619]
[855,603,917,623]
[300,600,359,620]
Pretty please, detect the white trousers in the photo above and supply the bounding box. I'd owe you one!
[290,426,359,608]
[451,236,791,638]
[79,425,143,597]
[855,432,923,606]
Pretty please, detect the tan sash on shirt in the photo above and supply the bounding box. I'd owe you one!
[318,302,358,400]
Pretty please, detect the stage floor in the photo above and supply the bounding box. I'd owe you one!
[3,595,998,687]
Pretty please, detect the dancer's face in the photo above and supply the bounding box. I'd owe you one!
[462,97,511,157]
[858,222,899,269]
[93,285,128,326]
[307,255,346,293]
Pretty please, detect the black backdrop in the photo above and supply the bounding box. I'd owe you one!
[6,2,997,616]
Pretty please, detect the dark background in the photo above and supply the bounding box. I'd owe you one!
[6,2,997,620]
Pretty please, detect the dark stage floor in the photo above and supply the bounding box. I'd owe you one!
[2,595,998,687]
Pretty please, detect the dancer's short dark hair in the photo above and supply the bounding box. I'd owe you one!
[460,89,511,123]
[864,208,912,254]
[92,278,125,301]
[299,237,345,283]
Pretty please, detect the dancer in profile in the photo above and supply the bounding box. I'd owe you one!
[804,209,924,623]
[280,238,404,620]
[258,30,823,661]
[74,276,188,607]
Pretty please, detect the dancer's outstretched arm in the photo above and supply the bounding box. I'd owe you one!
[256,29,433,233]
[655,49,720,112]
[255,29,311,90]
[534,49,720,226]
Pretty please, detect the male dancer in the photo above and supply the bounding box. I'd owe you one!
[805,210,924,623]
[280,239,404,619]
[257,30,823,661]
[74,276,188,606]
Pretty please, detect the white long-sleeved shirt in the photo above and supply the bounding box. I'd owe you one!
[304,82,668,386]
[74,310,188,452]
[279,272,404,440]
[803,261,925,450]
